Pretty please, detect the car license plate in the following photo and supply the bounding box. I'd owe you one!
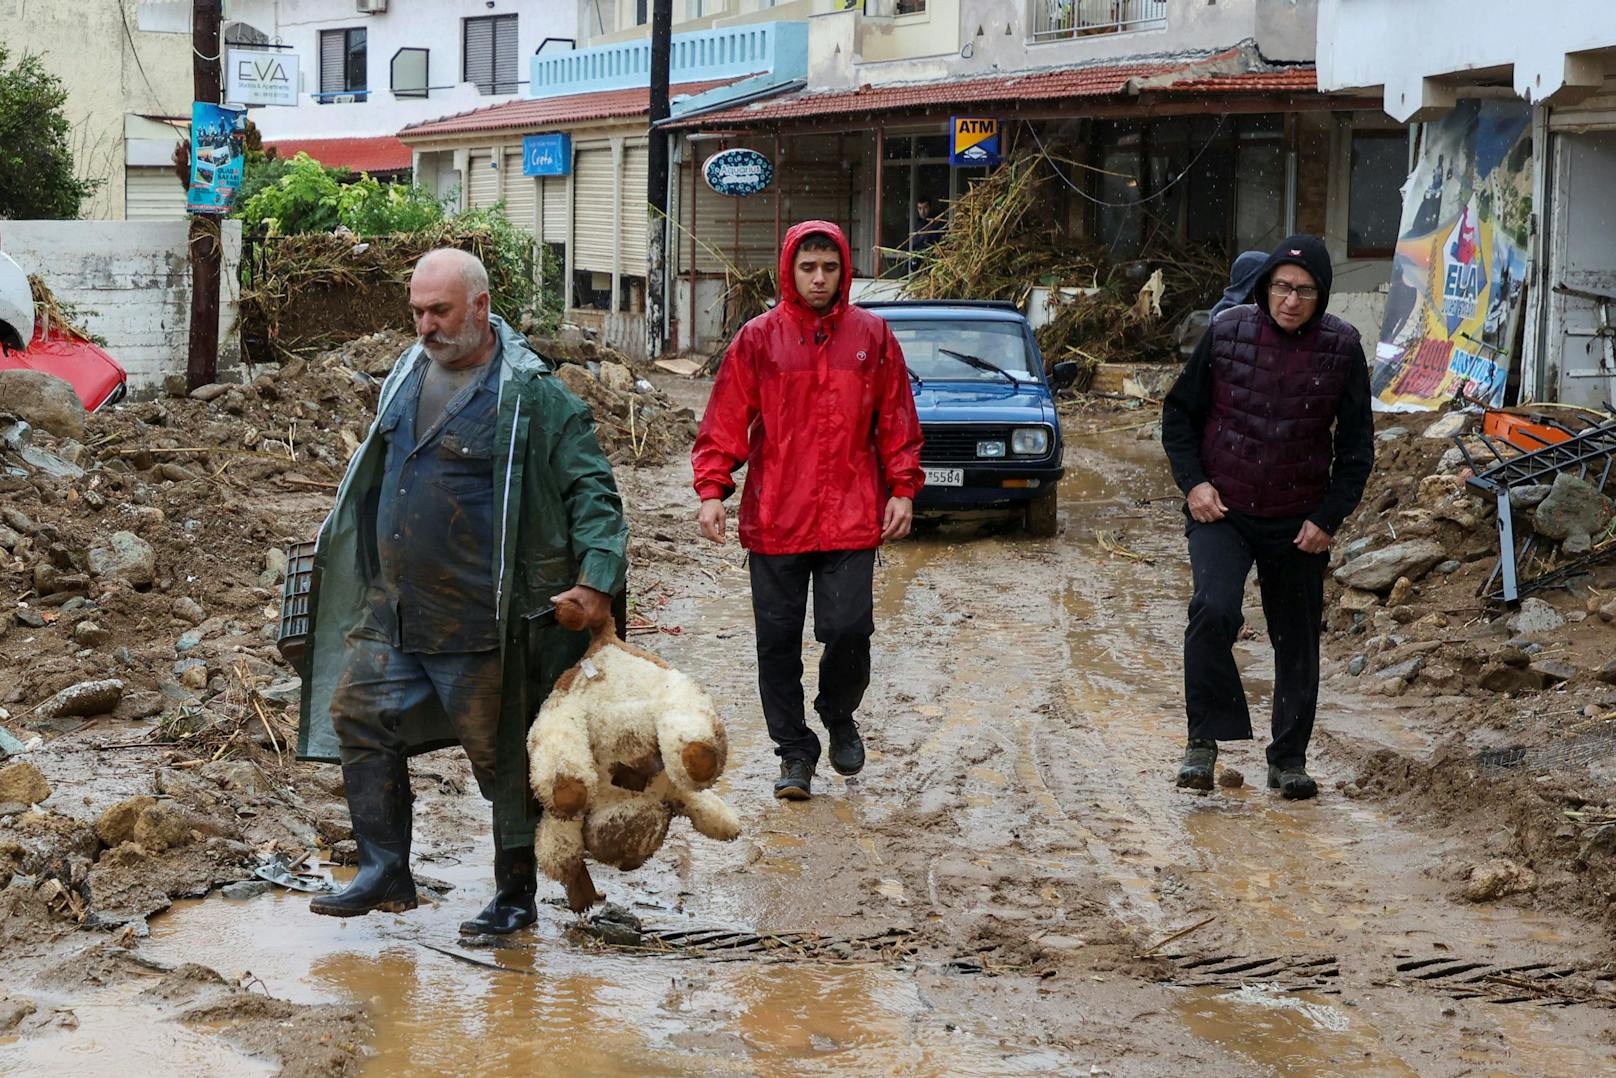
[924,467,963,487]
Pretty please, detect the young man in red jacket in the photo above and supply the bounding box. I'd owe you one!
[693,221,925,800]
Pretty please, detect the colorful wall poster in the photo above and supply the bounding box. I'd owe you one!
[186,101,249,214]
[1372,100,1534,411]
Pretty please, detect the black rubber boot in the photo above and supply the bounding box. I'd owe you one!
[825,717,866,776]
[310,757,418,917]
[459,841,538,936]
[1268,764,1319,801]
[773,758,813,801]
[1175,738,1217,791]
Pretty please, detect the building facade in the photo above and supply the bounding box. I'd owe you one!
[2,0,193,220]
[399,2,812,351]
[664,0,1403,351]
[1318,0,1616,408]
[224,0,578,176]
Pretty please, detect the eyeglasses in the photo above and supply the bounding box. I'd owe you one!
[1270,281,1319,302]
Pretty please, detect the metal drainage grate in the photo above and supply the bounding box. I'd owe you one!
[1391,955,1599,1006]
[1160,952,1342,994]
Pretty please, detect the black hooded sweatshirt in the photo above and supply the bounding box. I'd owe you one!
[1161,235,1375,535]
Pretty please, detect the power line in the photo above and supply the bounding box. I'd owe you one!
[120,2,170,114]
[1023,115,1228,209]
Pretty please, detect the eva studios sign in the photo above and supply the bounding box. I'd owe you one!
[226,48,299,107]
[703,148,774,196]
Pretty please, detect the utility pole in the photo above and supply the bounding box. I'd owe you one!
[646,0,672,362]
[187,0,224,390]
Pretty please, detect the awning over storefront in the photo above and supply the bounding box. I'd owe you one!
[265,136,413,174]
[664,48,1329,130]
[399,79,749,141]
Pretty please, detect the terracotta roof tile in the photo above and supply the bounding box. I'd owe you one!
[669,60,1319,128]
[264,136,413,173]
[399,78,747,140]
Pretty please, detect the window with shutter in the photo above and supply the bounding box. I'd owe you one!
[463,14,518,96]
[319,28,367,102]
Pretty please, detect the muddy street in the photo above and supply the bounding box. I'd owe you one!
[6,393,1613,1075]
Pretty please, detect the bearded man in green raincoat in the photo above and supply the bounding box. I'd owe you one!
[296,248,627,934]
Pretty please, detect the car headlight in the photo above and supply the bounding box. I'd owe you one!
[1011,427,1050,455]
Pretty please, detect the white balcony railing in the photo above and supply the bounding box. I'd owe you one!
[1031,0,1168,42]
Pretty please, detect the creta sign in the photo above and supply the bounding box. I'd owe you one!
[703,148,774,196]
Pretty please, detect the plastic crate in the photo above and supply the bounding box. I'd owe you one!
[275,540,318,666]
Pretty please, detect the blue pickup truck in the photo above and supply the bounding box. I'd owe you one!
[861,300,1077,537]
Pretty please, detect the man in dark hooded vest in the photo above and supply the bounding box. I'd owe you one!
[1161,236,1375,799]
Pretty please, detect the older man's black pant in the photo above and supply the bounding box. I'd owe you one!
[749,549,876,764]
[1185,512,1327,770]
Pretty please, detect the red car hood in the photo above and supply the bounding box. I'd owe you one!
[0,327,128,412]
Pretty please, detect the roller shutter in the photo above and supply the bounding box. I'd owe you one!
[500,149,536,231]
[619,141,649,269]
[125,167,186,219]
[467,151,498,209]
[573,146,617,273]
[541,176,567,243]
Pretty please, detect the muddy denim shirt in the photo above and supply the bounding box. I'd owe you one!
[361,345,503,653]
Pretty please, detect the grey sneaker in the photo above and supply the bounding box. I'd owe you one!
[773,758,813,801]
[1175,738,1217,791]
[1267,765,1318,800]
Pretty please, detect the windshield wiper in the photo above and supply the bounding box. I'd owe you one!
[907,366,923,389]
[938,348,1018,386]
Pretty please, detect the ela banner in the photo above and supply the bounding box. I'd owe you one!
[1371,100,1534,412]
[186,101,248,215]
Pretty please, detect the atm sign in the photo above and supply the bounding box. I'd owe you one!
[950,117,1001,166]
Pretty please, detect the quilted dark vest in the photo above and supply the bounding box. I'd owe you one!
[1200,305,1359,518]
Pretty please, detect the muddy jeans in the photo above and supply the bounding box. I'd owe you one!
[1184,512,1327,770]
[329,636,503,799]
[749,549,877,764]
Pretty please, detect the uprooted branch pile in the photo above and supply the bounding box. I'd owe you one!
[901,151,1226,377]
[240,217,544,364]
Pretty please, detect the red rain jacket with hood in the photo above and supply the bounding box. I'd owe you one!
[692,221,925,555]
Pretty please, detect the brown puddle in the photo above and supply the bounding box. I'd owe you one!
[140,870,1060,1076]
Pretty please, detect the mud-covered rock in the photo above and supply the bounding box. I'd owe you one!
[95,796,159,847]
[1332,540,1445,592]
[37,678,124,719]
[1478,663,1546,694]
[1532,472,1613,542]
[87,531,156,587]
[1462,859,1537,902]
[0,761,51,806]
[0,370,85,439]
[1507,597,1565,636]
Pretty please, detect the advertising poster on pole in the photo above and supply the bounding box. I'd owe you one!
[1371,100,1534,411]
[186,101,249,214]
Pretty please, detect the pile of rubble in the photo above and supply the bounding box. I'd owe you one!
[529,324,699,466]
[1323,410,1616,701]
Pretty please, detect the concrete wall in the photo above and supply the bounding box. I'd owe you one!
[226,0,576,142]
[1317,0,1616,120]
[3,0,193,220]
[0,221,242,397]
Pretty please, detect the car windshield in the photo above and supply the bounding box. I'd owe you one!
[888,319,1039,383]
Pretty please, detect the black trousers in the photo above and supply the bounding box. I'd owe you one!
[748,548,877,764]
[1184,512,1327,769]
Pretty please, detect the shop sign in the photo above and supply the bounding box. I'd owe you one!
[950,117,1001,167]
[523,133,572,176]
[225,49,299,107]
[703,148,774,196]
